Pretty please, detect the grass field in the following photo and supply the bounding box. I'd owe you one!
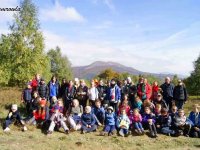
[0,87,200,150]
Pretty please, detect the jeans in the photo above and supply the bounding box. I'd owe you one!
[161,127,175,134]
[104,125,116,133]
[81,124,97,132]
[133,122,144,130]
[48,120,69,132]
[119,128,129,135]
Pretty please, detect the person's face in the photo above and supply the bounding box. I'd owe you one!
[53,77,56,82]
[161,112,168,116]
[139,78,144,84]
[33,93,38,98]
[91,81,95,87]
[41,80,45,84]
[178,111,184,117]
[133,110,139,115]
[145,108,151,114]
[80,82,85,87]
[157,95,162,101]
[95,102,101,108]
[73,101,78,107]
[11,109,17,112]
[55,109,59,113]
[108,109,112,113]
[58,101,62,106]
[62,79,66,83]
[165,78,170,84]
[111,81,116,87]
[127,79,131,84]
[85,107,90,113]
[121,110,126,115]
[99,80,104,86]
[36,74,40,80]
[172,107,177,113]
[27,84,31,89]
[178,81,182,86]
[193,107,199,113]
[69,81,73,86]
[154,81,158,86]
[144,79,147,84]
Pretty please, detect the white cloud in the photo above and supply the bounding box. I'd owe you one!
[104,0,116,12]
[40,0,85,22]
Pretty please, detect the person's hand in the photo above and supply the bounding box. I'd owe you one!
[184,101,187,104]
[157,125,160,128]
[194,127,200,131]
[148,119,153,124]
[88,125,91,128]
[8,112,12,118]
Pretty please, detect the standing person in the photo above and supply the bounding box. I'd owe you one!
[107,79,121,112]
[88,80,99,107]
[160,77,174,110]
[76,80,88,108]
[31,74,41,92]
[48,75,60,106]
[64,80,76,111]
[121,79,129,100]
[38,78,49,100]
[59,78,68,99]
[21,83,32,114]
[137,77,147,101]
[126,77,137,107]
[74,78,80,93]
[97,79,107,105]
[173,80,188,109]
[151,81,160,101]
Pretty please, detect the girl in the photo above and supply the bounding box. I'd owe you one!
[142,107,157,138]
[117,109,130,137]
[118,99,131,116]
[129,109,144,135]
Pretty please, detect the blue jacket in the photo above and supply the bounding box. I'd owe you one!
[92,106,105,118]
[23,88,32,102]
[81,113,96,126]
[188,111,200,127]
[105,112,116,126]
[107,85,121,102]
[160,83,174,99]
[48,81,60,97]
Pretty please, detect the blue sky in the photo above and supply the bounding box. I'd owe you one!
[1,0,200,76]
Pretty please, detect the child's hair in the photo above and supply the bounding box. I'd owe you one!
[123,94,129,101]
[161,108,168,114]
[121,108,126,114]
[57,100,63,106]
[72,99,79,106]
[193,104,199,108]
[133,108,139,114]
[155,104,161,109]
[144,106,151,112]
[135,96,141,101]
[178,109,184,112]
[171,105,177,110]
[95,99,101,104]
[143,100,152,107]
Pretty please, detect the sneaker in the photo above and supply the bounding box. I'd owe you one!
[81,130,86,134]
[135,129,139,134]
[23,126,28,131]
[108,132,113,136]
[167,133,171,136]
[138,129,142,135]
[119,130,124,137]
[4,127,10,132]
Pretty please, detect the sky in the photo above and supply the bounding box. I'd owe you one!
[0,0,200,76]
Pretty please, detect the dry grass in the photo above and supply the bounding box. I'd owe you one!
[0,87,199,150]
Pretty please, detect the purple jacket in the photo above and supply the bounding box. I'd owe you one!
[142,113,156,124]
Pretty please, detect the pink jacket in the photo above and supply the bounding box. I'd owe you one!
[129,114,142,124]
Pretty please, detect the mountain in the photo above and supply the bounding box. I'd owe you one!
[72,61,183,80]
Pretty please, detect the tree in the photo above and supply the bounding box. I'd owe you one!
[0,0,51,86]
[97,68,120,80]
[47,46,73,80]
[171,74,179,86]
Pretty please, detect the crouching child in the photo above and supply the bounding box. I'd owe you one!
[174,109,191,137]
[117,109,130,137]
[100,106,116,136]
[4,104,27,132]
[81,106,97,134]
[47,106,69,135]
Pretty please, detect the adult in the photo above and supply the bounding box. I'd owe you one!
[59,78,68,99]
[107,79,121,112]
[38,78,49,100]
[88,80,99,107]
[97,80,107,104]
[64,80,76,111]
[76,80,88,108]
[153,93,168,110]
[137,78,152,101]
[160,77,174,110]
[47,75,60,106]
[31,73,41,92]
[173,80,188,109]
[127,77,137,108]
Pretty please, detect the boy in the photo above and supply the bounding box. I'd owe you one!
[92,100,105,126]
[4,104,27,132]
[21,83,32,114]
[81,106,97,134]
[188,104,200,137]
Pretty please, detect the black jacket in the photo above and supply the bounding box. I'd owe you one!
[173,85,188,101]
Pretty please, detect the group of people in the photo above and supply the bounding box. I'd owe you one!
[3,74,200,138]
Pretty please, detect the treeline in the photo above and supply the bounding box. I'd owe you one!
[0,0,73,86]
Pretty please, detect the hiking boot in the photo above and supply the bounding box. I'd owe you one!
[23,126,28,131]
[81,130,86,134]
[108,132,113,136]
[65,130,69,134]
[47,130,52,135]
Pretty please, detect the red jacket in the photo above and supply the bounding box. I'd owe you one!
[151,85,159,100]
[137,83,152,100]
[31,79,39,91]
[33,109,46,120]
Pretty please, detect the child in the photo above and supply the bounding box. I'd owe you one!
[4,104,27,132]
[100,106,116,136]
[92,100,105,126]
[141,99,155,114]
[47,106,69,135]
[129,108,144,135]
[117,109,130,137]
[142,107,157,138]
[173,109,191,137]
[67,99,83,131]
[188,104,200,137]
[155,104,162,123]
[118,100,131,116]
[50,100,64,115]
[81,106,97,134]
[156,108,174,136]
[132,96,143,111]
[21,83,32,114]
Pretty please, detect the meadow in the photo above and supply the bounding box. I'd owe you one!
[0,87,199,150]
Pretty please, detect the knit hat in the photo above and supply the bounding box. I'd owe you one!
[85,106,91,113]
[11,104,18,110]
[107,106,113,111]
